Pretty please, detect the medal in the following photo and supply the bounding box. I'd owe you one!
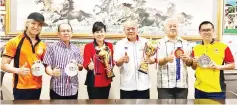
[31,60,44,76]
[65,60,78,76]
[174,47,184,58]
[174,47,183,80]
[198,54,212,68]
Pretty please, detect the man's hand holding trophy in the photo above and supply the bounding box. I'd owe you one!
[95,46,115,79]
[139,40,158,74]
[65,60,80,77]
[191,54,216,69]
[52,66,61,77]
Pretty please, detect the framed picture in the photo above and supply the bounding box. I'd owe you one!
[223,35,237,69]
[223,0,237,35]
[0,14,5,35]
[6,0,223,40]
[0,0,5,10]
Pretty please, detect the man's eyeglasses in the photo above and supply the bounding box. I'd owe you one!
[200,29,212,33]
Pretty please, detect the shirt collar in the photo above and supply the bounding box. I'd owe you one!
[163,36,183,43]
[201,38,215,45]
[58,40,71,48]
[23,31,41,41]
[125,35,139,42]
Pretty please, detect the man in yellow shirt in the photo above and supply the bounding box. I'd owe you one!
[190,21,235,99]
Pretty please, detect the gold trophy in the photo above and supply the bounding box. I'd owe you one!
[96,46,115,79]
[139,40,158,74]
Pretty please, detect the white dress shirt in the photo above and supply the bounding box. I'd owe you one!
[114,36,151,91]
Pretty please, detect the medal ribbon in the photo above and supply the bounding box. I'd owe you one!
[175,48,181,80]
[176,57,181,80]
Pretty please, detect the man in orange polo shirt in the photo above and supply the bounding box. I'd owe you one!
[1,12,48,100]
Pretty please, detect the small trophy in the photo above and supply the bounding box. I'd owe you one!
[96,46,115,79]
[31,60,45,76]
[139,40,157,74]
[198,54,212,68]
[65,60,78,77]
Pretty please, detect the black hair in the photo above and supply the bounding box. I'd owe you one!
[92,21,106,33]
[198,21,214,31]
[57,23,73,32]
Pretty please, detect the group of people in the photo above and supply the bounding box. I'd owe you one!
[0,12,235,100]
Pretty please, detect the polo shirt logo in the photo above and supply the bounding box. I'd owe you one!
[214,48,219,53]
[36,48,44,55]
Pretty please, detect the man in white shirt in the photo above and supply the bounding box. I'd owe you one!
[157,18,192,99]
[114,20,155,99]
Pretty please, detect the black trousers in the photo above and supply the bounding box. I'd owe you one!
[120,89,150,99]
[13,88,41,100]
[87,85,111,99]
[158,88,188,99]
[50,89,78,99]
[1,71,4,100]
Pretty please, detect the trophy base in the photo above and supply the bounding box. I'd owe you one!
[107,75,115,79]
[107,72,115,79]
[138,69,148,74]
[139,62,148,74]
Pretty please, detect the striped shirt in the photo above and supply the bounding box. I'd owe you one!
[43,40,83,96]
[157,36,191,88]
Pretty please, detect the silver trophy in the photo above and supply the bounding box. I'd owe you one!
[65,60,78,76]
[198,54,212,68]
[31,60,45,76]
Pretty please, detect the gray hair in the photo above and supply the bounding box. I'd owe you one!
[123,19,138,27]
[24,19,36,31]
[164,18,179,27]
